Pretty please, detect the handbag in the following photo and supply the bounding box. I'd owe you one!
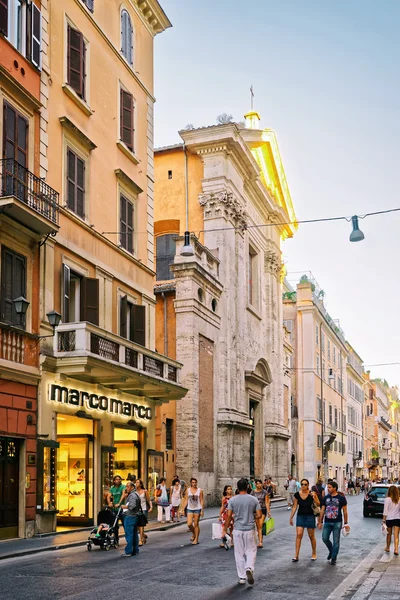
[137,510,148,527]
[266,517,275,535]
[212,522,223,539]
[311,501,321,516]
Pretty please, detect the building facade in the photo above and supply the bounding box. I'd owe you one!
[375,381,391,480]
[28,0,187,534]
[0,0,60,539]
[345,344,364,480]
[283,277,349,489]
[363,373,379,480]
[154,111,297,502]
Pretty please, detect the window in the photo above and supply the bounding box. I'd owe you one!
[334,441,337,452]
[283,319,294,341]
[317,397,322,422]
[81,0,94,11]
[3,101,28,170]
[119,295,145,346]
[343,414,346,432]
[120,89,134,152]
[317,434,322,448]
[327,340,331,359]
[168,170,172,179]
[333,346,336,364]
[322,361,325,381]
[329,404,332,425]
[67,24,86,99]
[1,246,26,328]
[156,234,176,281]
[67,148,85,218]
[120,194,134,253]
[121,9,133,65]
[1,1,41,68]
[316,324,319,346]
[334,407,338,428]
[316,354,320,374]
[248,247,258,307]
[62,264,99,325]
[342,443,346,454]
[321,330,325,353]
[165,419,173,450]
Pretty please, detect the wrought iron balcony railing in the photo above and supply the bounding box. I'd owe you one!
[0,158,59,227]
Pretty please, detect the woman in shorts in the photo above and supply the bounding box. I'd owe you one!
[183,477,204,545]
[383,485,400,554]
[251,479,271,548]
[289,478,320,562]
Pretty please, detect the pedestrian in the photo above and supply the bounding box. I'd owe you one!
[348,479,354,495]
[344,477,348,495]
[286,475,298,510]
[135,479,152,546]
[383,485,400,555]
[289,478,319,562]
[107,475,125,512]
[170,478,183,522]
[318,481,349,565]
[263,477,274,499]
[121,480,141,557]
[355,478,361,495]
[222,478,262,586]
[184,477,204,545]
[311,478,325,504]
[251,479,271,548]
[155,477,171,523]
[219,484,234,547]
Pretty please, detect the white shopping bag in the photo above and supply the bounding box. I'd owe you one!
[381,523,388,536]
[212,521,223,539]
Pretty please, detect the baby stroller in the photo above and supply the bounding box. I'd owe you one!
[87,507,122,551]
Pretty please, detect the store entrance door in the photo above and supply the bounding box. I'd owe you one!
[0,437,20,540]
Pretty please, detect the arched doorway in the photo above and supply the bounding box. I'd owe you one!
[245,359,272,477]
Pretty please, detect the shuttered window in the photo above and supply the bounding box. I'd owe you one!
[119,295,145,346]
[156,234,176,281]
[67,25,86,99]
[120,195,134,254]
[120,89,134,151]
[121,9,133,65]
[62,264,99,326]
[67,148,85,218]
[1,246,27,329]
[0,0,8,36]
[31,3,41,68]
[80,277,99,326]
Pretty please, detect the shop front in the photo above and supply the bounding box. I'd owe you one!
[37,377,162,532]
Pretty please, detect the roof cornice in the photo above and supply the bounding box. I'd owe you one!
[135,0,172,35]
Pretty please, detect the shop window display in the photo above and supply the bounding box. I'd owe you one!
[43,446,56,511]
[114,427,140,484]
[56,437,93,522]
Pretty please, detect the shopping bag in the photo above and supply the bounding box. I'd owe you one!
[212,521,223,539]
[262,521,266,536]
[381,523,388,536]
[266,517,275,535]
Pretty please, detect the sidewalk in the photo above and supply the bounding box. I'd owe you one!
[0,500,288,561]
[0,507,221,561]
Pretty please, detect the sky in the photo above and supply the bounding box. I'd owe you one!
[153,0,400,385]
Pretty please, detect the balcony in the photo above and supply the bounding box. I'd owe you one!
[380,416,392,431]
[0,322,40,382]
[49,322,186,403]
[0,159,59,235]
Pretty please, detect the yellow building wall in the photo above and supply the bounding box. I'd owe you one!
[154,149,205,243]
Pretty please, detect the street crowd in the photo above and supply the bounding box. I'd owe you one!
[97,473,400,587]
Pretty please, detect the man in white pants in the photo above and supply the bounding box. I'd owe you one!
[223,478,262,585]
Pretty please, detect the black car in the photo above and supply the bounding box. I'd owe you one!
[363,484,400,517]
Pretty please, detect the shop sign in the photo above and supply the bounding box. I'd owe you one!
[49,385,152,420]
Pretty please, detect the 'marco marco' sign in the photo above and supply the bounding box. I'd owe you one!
[49,384,152,420]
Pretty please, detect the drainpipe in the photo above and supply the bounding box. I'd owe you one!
[161,292,168,356]
[183,143,189,232]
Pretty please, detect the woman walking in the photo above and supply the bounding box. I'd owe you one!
[289,478,320,561]
[155,477,171,523]
[251,479,271,548]
[184,477,204,545]
[219,485,234,547]
[383,485,400,554]
[170,478,183,522]
[135,479,152,546]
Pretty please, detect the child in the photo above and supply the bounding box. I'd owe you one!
[95,522,110,538]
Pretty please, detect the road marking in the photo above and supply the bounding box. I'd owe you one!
[326,541,385,600]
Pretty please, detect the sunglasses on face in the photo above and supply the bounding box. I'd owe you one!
[301,483,308,486]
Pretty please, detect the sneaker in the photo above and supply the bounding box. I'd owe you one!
[327,552,332,560]
[287,506,291,510]
[238,579,246,585]
[246,569,254,585]
[331,558,337,565]
[121,553,132,557]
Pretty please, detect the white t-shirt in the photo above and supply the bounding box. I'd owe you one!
[288,479,297,493]
[384,497,400,520]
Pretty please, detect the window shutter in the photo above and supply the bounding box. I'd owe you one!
[16,113,28,168]
[120,295,128,338]
[62,264,71,323]
[1,248,15,324]
[120,89,133,151]
[81,277,99,326]
[68,25,84,98]
[120,194,126,249]
[76,156,85,218]
[132,304,145,347]
[67,149,76,211]
[14,253,26,328]
[0,0,8,36]
[31,4,41,69]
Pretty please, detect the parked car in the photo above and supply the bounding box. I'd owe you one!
[363,484,400,517]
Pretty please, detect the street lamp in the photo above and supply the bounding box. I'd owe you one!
[349,216,364,242]
[13,298,61,342]
[13,296,30,316]
[180,231,194,257]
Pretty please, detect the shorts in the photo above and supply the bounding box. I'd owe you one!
[296,515,316,529]
[386,519,400,528]
[187,509,201,514]
[261,508,267,516]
